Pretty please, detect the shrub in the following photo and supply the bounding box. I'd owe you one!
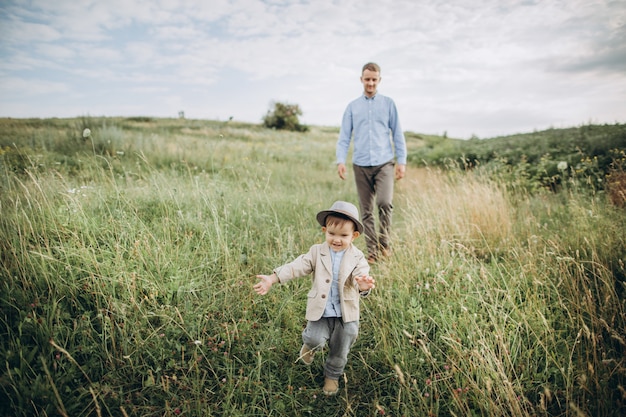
[262,101,308,132]
[606,149,626,207]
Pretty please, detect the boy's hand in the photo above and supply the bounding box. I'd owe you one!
[355,275,376,291]
[254,274,277,295]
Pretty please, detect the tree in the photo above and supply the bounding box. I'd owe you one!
[263,101,309,132]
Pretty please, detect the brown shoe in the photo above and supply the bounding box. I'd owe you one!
[381,247,392,258]
[323,378,339,395]
[299,344,315,365]
[367,255,377,264]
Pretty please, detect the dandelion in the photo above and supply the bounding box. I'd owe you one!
[82,128,91,138]
[557,161,568,171]
[193,340,202,346]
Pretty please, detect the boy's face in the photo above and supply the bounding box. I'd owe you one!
[323,221,359,252]
[360,69,380,98]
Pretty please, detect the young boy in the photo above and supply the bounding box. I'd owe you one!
[253,201,376,396]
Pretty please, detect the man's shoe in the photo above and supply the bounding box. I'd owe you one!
[323,378,339,396]
[381,247,392,258]
[367,255,377,264]
[299,344,315,365]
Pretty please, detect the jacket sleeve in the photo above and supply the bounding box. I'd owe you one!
[273,246,317,284]
[352,252,372,297]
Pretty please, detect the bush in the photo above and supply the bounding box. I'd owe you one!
[262,101,308,132]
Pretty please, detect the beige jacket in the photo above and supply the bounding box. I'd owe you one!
[274,242,370,323]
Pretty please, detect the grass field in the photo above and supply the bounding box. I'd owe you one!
[1,117,625,416]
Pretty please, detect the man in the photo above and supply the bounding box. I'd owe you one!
[336,62,407,263]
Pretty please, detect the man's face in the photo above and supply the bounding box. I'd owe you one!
[360,69,380,97]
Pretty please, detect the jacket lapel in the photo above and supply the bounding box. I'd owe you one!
[320,243,333,275]
[338,246,358,284]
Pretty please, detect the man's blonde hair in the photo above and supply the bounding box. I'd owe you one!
[362,62,381,74]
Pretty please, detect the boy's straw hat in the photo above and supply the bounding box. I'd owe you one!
[316,201,364,234]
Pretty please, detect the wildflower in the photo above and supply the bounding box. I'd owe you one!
[174,408,181,415]
[82,128,91,138]
[557,161,568,171]
[426,378,432,386]
[193,340,202,346]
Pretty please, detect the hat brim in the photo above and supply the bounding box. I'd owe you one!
[316,209,364,234]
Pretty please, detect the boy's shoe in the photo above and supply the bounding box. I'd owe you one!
[323,378,339,395]
[299,344,315,365]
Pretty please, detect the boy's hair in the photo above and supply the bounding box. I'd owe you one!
[324,213,357,233]
[362,62,381,74]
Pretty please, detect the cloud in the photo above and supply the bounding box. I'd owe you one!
[0,0,624,138]
[0,76,68,96]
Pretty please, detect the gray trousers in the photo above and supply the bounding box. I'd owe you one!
[353,161,395,258]
[302,317,359,380]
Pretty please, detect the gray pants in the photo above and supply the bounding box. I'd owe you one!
[353,161,395,258]
[302,317,359,380]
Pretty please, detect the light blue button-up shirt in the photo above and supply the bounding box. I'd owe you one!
[323,249,345,318]
[336,93,407,167]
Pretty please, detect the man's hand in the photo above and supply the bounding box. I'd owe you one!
[337,163,347,180]
[395,164,406,180]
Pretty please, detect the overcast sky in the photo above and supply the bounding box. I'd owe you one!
[1,0,624,139]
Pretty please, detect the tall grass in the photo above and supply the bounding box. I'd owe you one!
[0,118,624,416]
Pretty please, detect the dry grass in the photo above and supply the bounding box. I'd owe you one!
[395,167,512,259]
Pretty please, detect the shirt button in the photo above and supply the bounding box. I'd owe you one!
[326,279,330,283]
[321,294,326,299]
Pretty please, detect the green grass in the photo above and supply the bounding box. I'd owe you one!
[1,117,625,416]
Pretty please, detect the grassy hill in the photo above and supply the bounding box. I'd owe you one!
[407,123,626,168]
[0,117,625,416]
[406,123,626,199]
